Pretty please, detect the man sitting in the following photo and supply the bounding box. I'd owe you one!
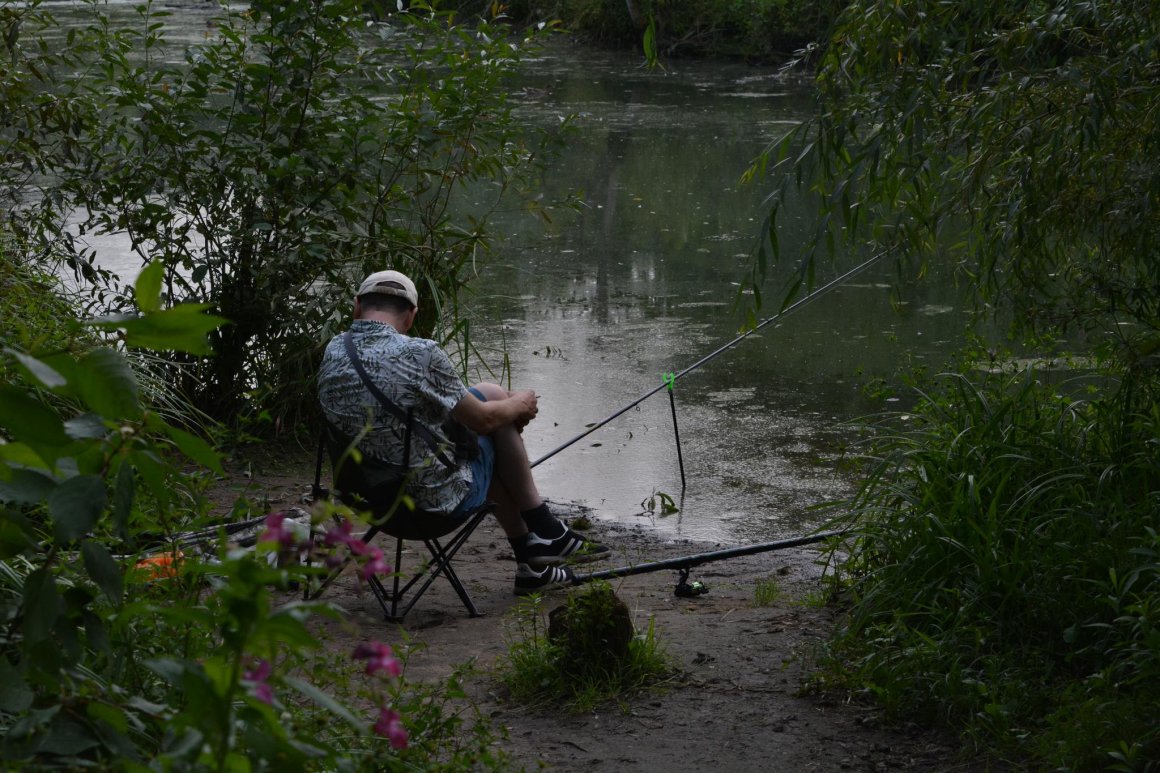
[318,269,609,594]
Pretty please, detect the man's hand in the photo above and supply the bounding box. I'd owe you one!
[452,386,538,435]
[510,389,537,432]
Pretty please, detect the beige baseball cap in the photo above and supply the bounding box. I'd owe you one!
[356,270,419,307]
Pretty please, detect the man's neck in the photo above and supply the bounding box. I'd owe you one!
[357,311,408,330]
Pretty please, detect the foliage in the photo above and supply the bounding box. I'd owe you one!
[753,575,780,607]
[461,0,840,61]
[0,235,95,387]
[497,583,672,712]
[743,2,1160,763]
[640,488,679,515]
[2,0,563,428]
[820,369,1160,768]
[744,0,1160,368]
[0,259,503,769]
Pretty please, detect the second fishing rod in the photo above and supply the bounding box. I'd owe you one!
[530,249,892,470]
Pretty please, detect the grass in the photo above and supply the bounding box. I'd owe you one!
[816,367,1160,769]
[496,582,673,712]
[753,576,781,607]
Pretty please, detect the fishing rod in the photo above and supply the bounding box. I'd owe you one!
[573,529,848,596]
[530,249,892,469]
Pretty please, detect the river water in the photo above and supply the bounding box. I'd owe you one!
[48,4,972,543]
[460,47,971,543]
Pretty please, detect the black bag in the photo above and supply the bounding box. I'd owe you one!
[323,420,407,509]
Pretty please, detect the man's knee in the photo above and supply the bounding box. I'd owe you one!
[471,382,507,401]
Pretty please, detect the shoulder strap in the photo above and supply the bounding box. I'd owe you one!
[340,332,457,470]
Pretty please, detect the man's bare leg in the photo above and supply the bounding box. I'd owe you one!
[470,382,543,511]
[471,382,607,570]
[486,474,527,538]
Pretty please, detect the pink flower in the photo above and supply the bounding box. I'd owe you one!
[259,511,298,548]
[324,519,355,547]
[243,659,275,705]
[352,641,402,678]
[373,706,408,749]
[358,545,391,580]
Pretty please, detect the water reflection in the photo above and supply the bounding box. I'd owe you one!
[467,46,970,542]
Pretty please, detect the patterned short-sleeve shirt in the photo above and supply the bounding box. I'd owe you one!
[318,319,470,513]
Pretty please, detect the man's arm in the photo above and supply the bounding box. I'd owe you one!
[451,389,537,435]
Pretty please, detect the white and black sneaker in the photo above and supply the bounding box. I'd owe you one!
[513,563,576,596]
[522,528,611,569]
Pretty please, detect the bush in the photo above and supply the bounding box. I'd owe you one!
[0,259,509,769]
[492,0,840,61]
[497,583,672,711]
[2,0,564,429]
[821,368,1160,768]
[0,235,93,384]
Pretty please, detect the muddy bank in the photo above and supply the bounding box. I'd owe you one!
[214,449,987,771]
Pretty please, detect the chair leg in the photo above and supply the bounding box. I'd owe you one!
[364,507,490,621]
[392,536,404,619]
[305,522,383,602]
[427,537,482,617]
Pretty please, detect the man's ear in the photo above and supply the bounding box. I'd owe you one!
[352,296,363,319]
[404,306,419,331]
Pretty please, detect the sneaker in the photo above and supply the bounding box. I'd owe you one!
[522,528,611,569]
[513,563,576,596]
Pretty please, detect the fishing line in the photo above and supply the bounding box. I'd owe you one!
[530,249,892,469]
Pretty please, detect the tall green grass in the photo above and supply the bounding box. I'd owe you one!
[821,369,1159,769]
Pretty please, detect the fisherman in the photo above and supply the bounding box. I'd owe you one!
[318,269,609,595]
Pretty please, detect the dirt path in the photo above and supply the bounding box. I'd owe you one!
[217,449,984,772]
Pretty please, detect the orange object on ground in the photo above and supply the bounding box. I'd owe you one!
[134,551,184,580]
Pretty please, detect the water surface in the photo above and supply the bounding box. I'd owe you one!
[43,6,972,542]
[458,46,969,542]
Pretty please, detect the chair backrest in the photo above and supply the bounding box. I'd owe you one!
[321,417,408,516]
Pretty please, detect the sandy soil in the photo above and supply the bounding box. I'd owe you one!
[211,447,990,773]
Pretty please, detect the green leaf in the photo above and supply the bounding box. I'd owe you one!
[282,675,362,727]
[0,386,71,448]
[22,568,62,644]
[253,609,320,650]
[40,716,100,756]
[154,420,223,475]
[64,413,110,441]
[125,696,169,717]
[112,462,135,540]
[86,701,129,734]
[222,751,254,773]
[83,610,111,656]
[134,260,165,314]
[0,513,37,559]
[642,16,657,68]
[0,442,56,471]
[82,540,124,604]
[143,657,187,687]
[0,468,58,504]
[5,349,67,389]
[0,658,34,713]
[75,349,140,419]
[48,475,107,544]
[129,450,170,512]
[88,304,229,355]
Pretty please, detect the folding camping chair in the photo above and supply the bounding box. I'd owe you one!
[307,416,493,621]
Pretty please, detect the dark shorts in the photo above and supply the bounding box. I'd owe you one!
[450,387,495,518]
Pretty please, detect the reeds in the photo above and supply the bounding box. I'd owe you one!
[822,368,1160,767]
